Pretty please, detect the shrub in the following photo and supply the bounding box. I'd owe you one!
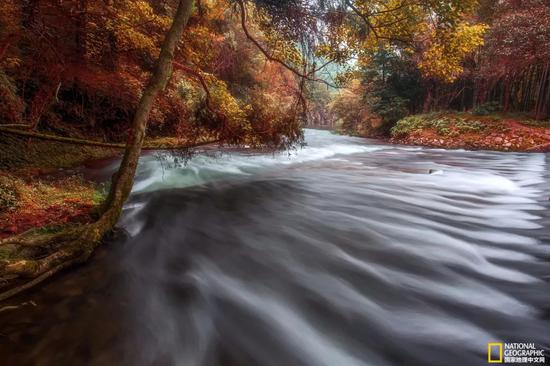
[520,119,550,128]
[0,175,19,211]
[0,70,25,124]
[455,119,486,133]
[371,95,409,129]
[431,117,452,135]
[390,115,428,136]
[391,113,487,137]
[473,101,501,116]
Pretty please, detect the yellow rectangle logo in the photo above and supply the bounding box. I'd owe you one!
[488,342,503,363]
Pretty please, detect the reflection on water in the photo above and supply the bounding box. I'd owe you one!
[1,130,549,366]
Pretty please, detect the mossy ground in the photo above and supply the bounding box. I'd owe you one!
[0,172,105,239]
[0,130,114,240]
[0,129,214,242]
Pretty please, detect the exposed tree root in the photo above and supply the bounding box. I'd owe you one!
[0,228,79,247]
[0,222,108,301]
[0,259,79,302]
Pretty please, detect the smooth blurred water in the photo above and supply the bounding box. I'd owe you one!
[1,130,549,366]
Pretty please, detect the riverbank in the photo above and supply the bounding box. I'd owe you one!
[0,129,214,238]
[389,113,550,152]
[0,171,105,239]
[0,129,114,238]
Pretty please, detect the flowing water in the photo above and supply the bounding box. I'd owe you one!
[1,130,550,366]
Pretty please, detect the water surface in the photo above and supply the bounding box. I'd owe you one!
[1,130,549,366]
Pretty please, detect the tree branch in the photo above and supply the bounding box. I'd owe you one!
[236,0,339,88]
[345,0,413,45]
[172,61,212,108]
[345,0,379,38]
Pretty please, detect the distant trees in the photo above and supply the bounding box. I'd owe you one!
[2,0,547,140]
[417,0,550,118]
[477,0,550,119]
[330,0,550,132]
[323,0,489,132]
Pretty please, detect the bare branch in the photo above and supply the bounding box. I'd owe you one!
[172,61,212,108]
[236,0,339,88]
[345,0,413,45]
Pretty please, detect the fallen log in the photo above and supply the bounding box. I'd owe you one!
[0,126,218,150]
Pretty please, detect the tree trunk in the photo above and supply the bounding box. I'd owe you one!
[22,0,39,28]
[75,0,88,62]
[0,34,16,61]
[0,0,197,303]
[472,82,478,110]
[503,76,511,113]
[422,80,433,113]
[27,82,60,130]
[535,63,549,120]
[100,0,194,227]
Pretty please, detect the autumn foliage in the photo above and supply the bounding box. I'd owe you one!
[2,0,547,142]
[329,0,550,137]
[0,0,305,146]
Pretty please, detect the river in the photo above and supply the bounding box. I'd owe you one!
[1,129,549,366]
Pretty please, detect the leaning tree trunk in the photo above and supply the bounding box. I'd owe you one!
[0,0,195,301]
[100,0,194,227]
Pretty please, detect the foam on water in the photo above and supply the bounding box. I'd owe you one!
[128,130,385,193]
[111,130,550,366]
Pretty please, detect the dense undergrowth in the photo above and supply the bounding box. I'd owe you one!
[0,172,104,239]
[391,113,489,137]
[0,130,113,238]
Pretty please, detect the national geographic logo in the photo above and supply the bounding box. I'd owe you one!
[487,342,546,364]
[488,343,503,363]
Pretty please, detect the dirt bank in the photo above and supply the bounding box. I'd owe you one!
[389,113,550,152]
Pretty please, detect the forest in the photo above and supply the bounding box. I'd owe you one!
[0,1,550,365]
[1,0,547,138]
